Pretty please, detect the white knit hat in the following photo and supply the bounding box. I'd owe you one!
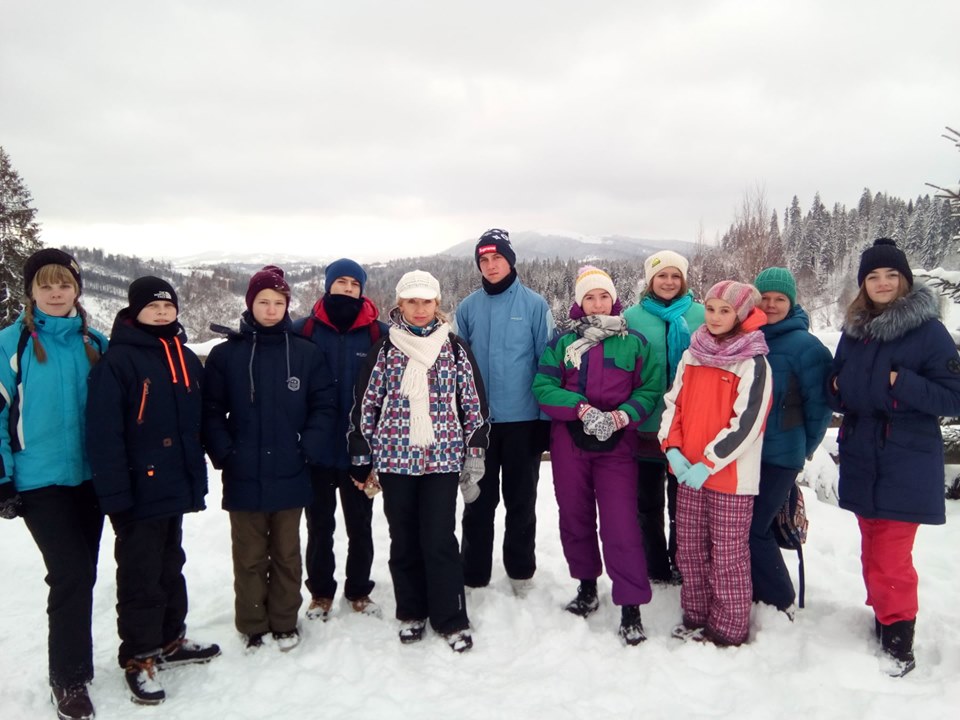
[644,250,689,283]
[396,270,441,300]
[575,265,617,306]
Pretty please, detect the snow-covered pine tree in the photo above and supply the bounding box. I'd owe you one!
[0,147,43,327]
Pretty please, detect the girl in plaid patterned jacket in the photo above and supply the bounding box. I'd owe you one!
[348,270,489,653]
[658,281,773,646]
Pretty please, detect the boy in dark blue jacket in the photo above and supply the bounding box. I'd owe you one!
[293,258,388,621]
[203,266,335,652]
[87,277,220,706]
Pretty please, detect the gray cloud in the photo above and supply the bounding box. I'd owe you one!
[2,0,958,257]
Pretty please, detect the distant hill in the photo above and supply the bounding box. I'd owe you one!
[61,232,698,343]
[441,231,697,261]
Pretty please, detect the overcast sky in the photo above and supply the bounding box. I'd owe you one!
[2,1,958,262]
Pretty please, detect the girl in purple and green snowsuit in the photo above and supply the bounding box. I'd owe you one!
[532,266,663,645]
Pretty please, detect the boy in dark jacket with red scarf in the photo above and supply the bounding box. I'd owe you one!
[87,277,220,706]
[293,258,389,621]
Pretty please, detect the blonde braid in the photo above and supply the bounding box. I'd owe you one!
[76,302,101,366]
[21,302,47,364]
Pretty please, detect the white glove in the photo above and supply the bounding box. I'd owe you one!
[578,404,606,438]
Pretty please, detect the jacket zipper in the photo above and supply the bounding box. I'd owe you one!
[137,378,151,424]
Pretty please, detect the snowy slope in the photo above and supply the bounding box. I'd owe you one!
[1,459,958,720]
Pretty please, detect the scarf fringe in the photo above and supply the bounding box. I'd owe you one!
[564,315,627,368]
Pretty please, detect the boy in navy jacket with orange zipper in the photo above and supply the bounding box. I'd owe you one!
[87,277,220,707]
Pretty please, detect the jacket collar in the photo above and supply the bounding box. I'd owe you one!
[843,282,940,341]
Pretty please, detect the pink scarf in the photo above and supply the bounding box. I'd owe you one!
[687,325,769,367]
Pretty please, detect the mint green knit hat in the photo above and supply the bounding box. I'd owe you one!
[754,267,797,307]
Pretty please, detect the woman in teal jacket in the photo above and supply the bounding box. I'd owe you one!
[752,268,832,614]
[0,250,106,720]
[623,250,704,582]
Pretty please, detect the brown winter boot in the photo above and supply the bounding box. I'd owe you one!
[50,684,95,720]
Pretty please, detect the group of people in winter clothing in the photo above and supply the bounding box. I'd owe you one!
[1,231,956,719]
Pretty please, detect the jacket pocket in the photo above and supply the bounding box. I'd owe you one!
[132,458,180,505]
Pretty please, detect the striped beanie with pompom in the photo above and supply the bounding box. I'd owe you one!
[705,280,761,322]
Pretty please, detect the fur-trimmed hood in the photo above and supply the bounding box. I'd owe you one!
[843,282,941,342]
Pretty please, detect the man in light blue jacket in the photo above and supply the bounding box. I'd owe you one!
[453,229,555,594]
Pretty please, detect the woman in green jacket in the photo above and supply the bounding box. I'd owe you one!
[623,251,705,583]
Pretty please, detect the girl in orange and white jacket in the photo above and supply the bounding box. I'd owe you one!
[658,280,772,646]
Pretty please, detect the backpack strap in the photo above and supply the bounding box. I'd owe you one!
[796,544,805,609]
[8,327,32,453]
[87,332,106,355]
[301,316,316,339]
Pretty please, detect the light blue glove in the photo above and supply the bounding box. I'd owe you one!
[679,463,711,490]
[665,448,692,476]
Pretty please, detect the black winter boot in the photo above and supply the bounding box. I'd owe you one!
[156,636,221,669]
[564,580,599,618]
[880,619,916,677]
[618,605,647,646]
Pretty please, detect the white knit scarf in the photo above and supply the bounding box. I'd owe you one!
[388,322,451,447]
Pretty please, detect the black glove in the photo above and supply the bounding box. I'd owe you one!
[0,483,21,520]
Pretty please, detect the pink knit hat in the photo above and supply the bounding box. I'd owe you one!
[705,280,761,322]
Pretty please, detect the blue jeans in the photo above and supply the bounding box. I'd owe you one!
[749,463,798,610]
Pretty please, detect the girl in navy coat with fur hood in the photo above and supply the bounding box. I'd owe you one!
[829,238,960,678]
[203,266,335,653]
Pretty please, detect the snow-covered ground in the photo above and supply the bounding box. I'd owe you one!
[1,455,958,720]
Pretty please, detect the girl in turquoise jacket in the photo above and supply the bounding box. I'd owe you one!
[0,249,106,720]
[623,250,704,583]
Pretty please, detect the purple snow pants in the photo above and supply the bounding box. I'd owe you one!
[550,424,652,606]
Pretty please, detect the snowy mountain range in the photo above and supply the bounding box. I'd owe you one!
[440,231,696,262]
[166,232,696,269]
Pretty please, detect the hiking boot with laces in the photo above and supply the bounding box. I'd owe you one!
[618,605,647,646]
[349,595,383,618]
[306,597,333,621]
[273,629,301,653]
[564,581,599,618]
[51,684,95,720]
[443,629,473,653]
[124,656,165,705]
[398,619,426,644]
[156,636,221,669]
